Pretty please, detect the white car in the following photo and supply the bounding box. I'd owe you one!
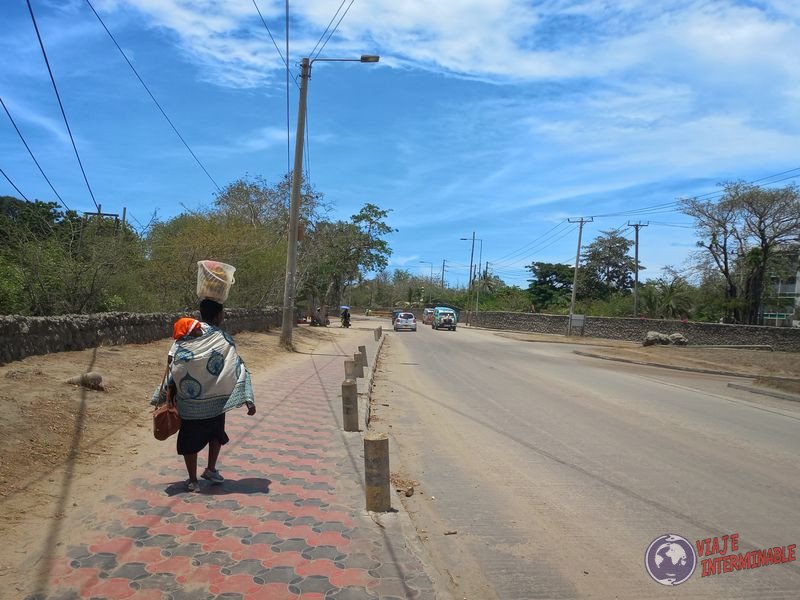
[393,312,417,332]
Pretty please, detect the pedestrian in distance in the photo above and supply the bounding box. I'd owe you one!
[166,299,256,492]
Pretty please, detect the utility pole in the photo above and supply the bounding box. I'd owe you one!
[628,221,648,317]
[474,239,483,323]
[461,232,476,321]
[568,217,592,335]
[441,259,447,288]
[279,54,379,349]
[280,57,310,349]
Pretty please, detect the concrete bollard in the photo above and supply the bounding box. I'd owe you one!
[341,379,359,432]
[358,345,368,367]
[374,328,380,341]
[353,353,365,378]
[344,359,356,380]
[364,432,390,512]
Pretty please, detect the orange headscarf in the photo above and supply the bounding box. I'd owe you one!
[173,317,202,340]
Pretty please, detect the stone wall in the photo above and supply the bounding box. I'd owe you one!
[474,312,800,352]
[0,308,282,365]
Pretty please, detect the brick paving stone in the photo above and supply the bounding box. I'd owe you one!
[31,332,436,599]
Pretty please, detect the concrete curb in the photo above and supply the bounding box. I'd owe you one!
[573,350,762,379]
[357,329,386,430]
[727,382,800,403]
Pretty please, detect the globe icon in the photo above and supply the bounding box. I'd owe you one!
[645,534,696,586]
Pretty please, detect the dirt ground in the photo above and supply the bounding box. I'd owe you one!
[0,326,328,547]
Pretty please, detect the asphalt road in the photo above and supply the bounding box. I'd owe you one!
[370,321,800,599]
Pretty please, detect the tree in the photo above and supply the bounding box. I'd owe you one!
[681,182,800,324]
[638,267,693,319]
[214,174,327,231]
[580,229,639,299]
[298,203,394,314]
[525,261,573,310]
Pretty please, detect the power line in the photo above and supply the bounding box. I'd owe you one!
[493,223,578,270]
[490,220,569,265]
[310,0,348,59]
[250,0,289,68]
[1,96,71,211]
[84,0,221,192]
[0,166,30,200]
[285,0,290,176]
[313,0,356,60]
[27,0,99,210]
[689,167,800,201]
[251,0,294,174]
[590,166,800,220]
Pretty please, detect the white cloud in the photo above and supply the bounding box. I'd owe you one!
[197,125,287,156]
[391,254,421,267]
[87,0,800,127]
[0,96,71,147]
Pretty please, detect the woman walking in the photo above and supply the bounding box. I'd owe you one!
[168,298,256,491]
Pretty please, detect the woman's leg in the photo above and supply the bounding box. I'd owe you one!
[207,440,221,471]
[183,452,198,482]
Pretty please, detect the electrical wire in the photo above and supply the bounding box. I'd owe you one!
[27,0,99,210]
[647,220,694,228]
[304,107,311,184]
[590,166,800,220]
[1,96,71,211]
[689,167,800,201]
[309,0,348,59]
[285,0,290,175]
[490,220,569,265]
[84,0,221,192]
[250,0,288,68]
[312,0,356,60]
[493,223,579,269]
[0,166,30,200]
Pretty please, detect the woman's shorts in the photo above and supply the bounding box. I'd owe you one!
[177,413,229,455]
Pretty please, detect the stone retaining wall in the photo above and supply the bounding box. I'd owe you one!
[0,308,282,365]
[475,312,800,352]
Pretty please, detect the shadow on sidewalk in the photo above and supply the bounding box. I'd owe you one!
[164,477,271,496]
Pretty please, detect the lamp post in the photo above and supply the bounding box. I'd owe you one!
[474,238,483,322]
[419,261,433,303]
[280,54,380,349]
[460,233,477,324]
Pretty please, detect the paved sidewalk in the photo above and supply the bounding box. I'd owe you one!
[28,331,436,599]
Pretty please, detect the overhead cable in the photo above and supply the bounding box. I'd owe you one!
[83,0,221,192]
[285,0,290,175]
[490,220,570,265]
[0,166,30,201]
[313,0,356,60]
[251,0,294,173]
[1,96,71,211]
[309,0,348,59]
[27,0,100,210]
[251,0,289,68]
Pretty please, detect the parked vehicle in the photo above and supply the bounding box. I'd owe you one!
[393,312,417,332]
[392,309,404,324]
[432,307,457,331]
[422,308,435,325]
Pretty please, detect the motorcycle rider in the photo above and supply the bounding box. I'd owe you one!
[340,307,351,328]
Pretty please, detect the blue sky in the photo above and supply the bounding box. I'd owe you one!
[2,0,800,288]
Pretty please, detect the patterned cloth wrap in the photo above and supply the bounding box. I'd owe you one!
[151,326,254,420]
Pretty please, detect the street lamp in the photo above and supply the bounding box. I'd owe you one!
[459,234,483,324]
[280,54,380,349]
[419,261,433,303]
[474,238,483,320]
